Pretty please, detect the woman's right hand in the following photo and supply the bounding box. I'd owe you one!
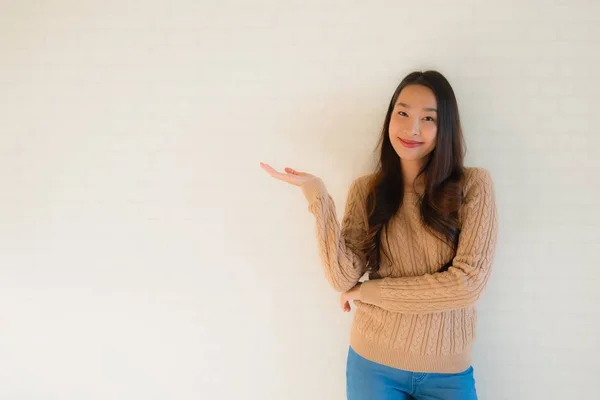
[259,162,318,187]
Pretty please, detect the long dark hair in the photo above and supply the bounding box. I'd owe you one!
[362,70,466,274]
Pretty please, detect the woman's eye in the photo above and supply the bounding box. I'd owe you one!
[397,112,434,122]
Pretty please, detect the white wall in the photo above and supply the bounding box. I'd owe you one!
[1,1,599,399]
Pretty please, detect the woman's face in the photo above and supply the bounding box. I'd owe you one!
[388,84,438,162]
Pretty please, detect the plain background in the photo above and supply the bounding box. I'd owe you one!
[1,0,599,399]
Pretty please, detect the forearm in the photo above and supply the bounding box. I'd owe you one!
[359,264,492,314]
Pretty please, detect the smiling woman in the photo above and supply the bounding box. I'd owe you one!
[390,86,439,159]
[261,70,498,400]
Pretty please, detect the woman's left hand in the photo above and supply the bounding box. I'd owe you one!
[341,283,362,312]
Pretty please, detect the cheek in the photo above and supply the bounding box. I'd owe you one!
[389,117,408,134]
[423,125,438,144]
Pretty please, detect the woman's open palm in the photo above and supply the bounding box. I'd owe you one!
[259,162,317,186]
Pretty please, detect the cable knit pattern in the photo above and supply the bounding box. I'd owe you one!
[300,167,498,373]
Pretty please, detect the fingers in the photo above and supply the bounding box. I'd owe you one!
[259,162,277,174]
[341,293,351,312]
[260,162,313,187]
[260,162,288,177]
[260,162,297,184]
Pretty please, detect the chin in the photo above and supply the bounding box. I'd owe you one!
[399,154,426,162]
[392,147,424,161]
[398,150,435,164]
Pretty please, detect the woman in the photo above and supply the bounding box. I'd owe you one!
[260,70,498,400]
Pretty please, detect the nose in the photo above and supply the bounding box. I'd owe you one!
[408,117,420,136]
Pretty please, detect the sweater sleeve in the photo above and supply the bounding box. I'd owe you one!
[359,168,499,314]
[300,175,370,292]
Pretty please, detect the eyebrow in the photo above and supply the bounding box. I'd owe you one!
[397,102,437,112]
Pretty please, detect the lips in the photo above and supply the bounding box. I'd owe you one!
[398,137,424,148]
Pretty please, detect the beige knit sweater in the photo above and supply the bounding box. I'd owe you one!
[300,167,498,373]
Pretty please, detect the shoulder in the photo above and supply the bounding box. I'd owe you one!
[459,167,496,219]
[458,167,498,232]
[351,173,375,188]
[463,166,492,182]
[348,173,375,199]
[462,167,494,195]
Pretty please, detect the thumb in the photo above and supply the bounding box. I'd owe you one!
[284,167,308,176]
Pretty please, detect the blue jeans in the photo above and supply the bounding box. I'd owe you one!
[346,346,478,400]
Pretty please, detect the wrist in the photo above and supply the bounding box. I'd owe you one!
[359,280,381,306]
[300,177,327,203]
[352,283,363,301]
